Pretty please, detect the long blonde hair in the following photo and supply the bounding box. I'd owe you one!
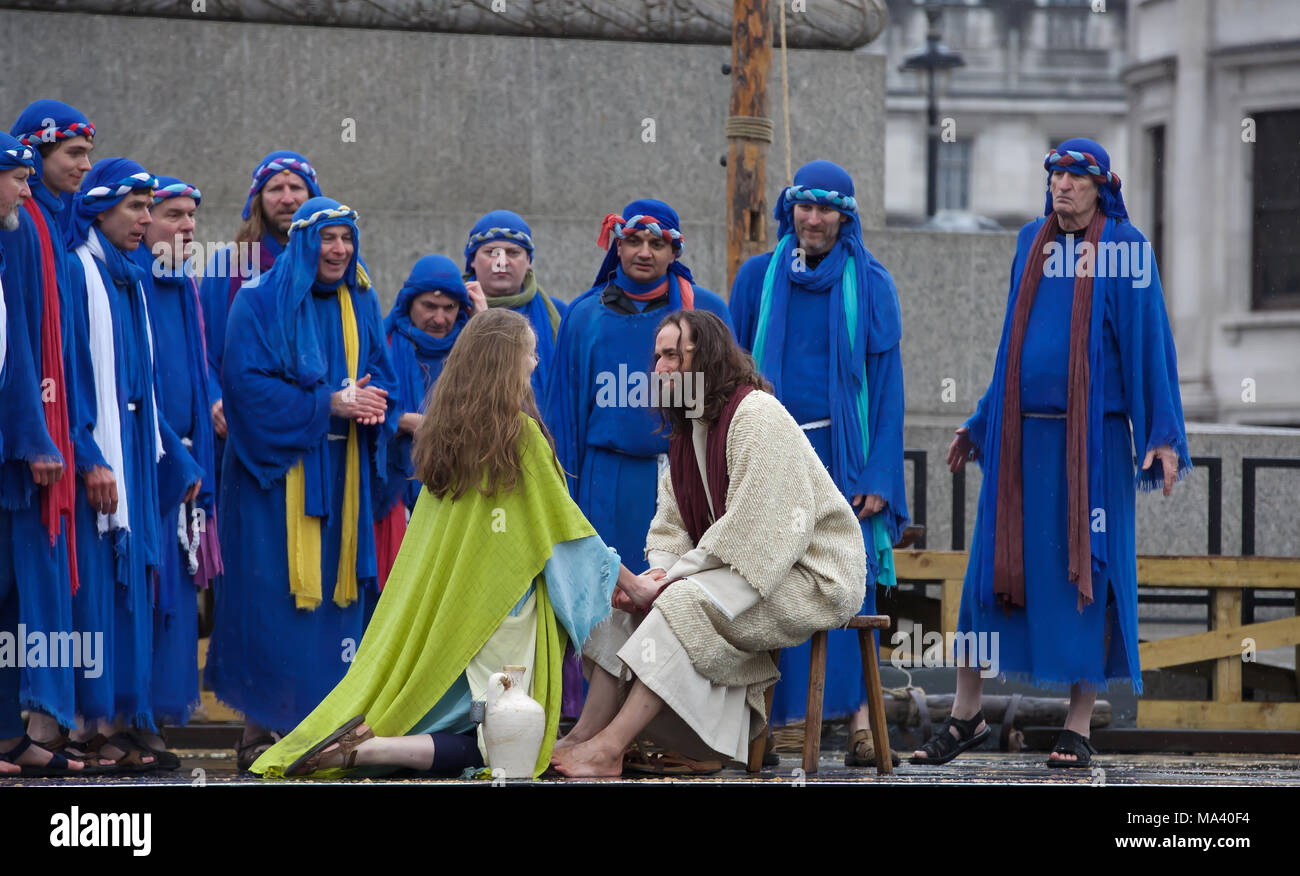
[412,308,556,499]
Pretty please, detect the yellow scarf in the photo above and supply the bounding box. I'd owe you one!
[286,266,370,610]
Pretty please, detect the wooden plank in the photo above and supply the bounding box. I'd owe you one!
[1135,555,1300,589]
[803,632,827,775]
[724,0,771,292]
[894,550,970,581]
[1138,615,1300,670]
[1212,590,1243,703]
[859,628,893,775]
[1137,700,1300,731]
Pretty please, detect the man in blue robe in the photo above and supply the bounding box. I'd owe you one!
[199,150,321,471]
[912,138,1191,768]
[376,254,476,517]
[205,197,398,770]
[0,132,84,775]
[67,159,205,764]
[729,160,909,765]
[463,210,564,404]
[132,177,222,757]
[3,102,110,763]
[546,199,733,575]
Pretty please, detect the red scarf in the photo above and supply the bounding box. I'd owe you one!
[669,384,753,544]
[620,274,696,309]
[993,210,1105,611]
[24,200,79,595]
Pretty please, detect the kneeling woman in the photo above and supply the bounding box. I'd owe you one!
[252,309,655,779]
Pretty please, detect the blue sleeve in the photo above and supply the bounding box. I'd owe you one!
[222,289,333,488]
[155,407,204,514]
[541,535,618,648]
[693,287,735,336]
[544,303,588,497]
[728,256,768,352]
[859,343,910,544]
[62,265,108,472]
[0,238,60,466]
[1114,229,1193,490]
[198,249,231,401]
[360,288,400,478]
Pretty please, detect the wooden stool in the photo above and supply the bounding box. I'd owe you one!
[747,614,893,776]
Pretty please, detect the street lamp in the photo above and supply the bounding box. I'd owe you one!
[900,2,965,219]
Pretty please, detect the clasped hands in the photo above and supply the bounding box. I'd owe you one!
[612,567,669,615]
[330,373,389,426]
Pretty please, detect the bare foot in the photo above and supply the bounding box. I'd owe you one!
[552,728,594,753]
[0,737,84,772]
[549,739,624,777]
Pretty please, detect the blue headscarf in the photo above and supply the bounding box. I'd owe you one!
[751,159,907,581]
[463,209,535,274]
[10,99,95,184]
[69,157,158,251]
[0,131,36,175]
[587,197,694,295]
[1043,137,1128,221]
[260,196,363,385]
[241,149,321,221]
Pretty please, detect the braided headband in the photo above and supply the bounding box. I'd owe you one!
[468,226,534,251]
[784,184,858,214]
[17,120,96,146]
[2,144,36,166]
[596,213,684,251]
[153,182,201,203]
[80,171,159,209]
[1044,149,1121,189]
[290,204,358,234]
[247,157,318,199]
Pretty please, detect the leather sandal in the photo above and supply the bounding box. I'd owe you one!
[126,730,180,771]
[623,746,723,776]
[844,728,901,768]
[0,735,85,777]
[908,710,990,765]
[103,731,159,774]
[236,733,279,772]
[1046,729,1097,768]
[286,715,372,777]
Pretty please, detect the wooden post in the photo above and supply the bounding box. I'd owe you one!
[725,0,773,296]
[1212,589,1243,704]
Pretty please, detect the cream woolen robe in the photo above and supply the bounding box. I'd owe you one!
[584,390,866,761]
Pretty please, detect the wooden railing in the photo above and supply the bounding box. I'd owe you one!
[893,550,1300,731]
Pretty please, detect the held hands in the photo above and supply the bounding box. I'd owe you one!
[947,426,978,473]
[331,373,389,426]
[852,494,885,520]
[464,280,488,316]
[612,567,668,614]
[83,465,119,515]
[1141,444,1181,497]
[211,399,227,439]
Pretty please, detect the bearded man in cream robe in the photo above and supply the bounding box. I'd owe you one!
[551,310,866,777]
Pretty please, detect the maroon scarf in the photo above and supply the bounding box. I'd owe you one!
[25,200,79,595]
[669,384,753,545]
[993,210,1104,611]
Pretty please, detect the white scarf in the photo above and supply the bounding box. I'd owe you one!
[75,229,164,534]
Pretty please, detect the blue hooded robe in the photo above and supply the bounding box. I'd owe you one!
[729,160,910,725]
[545,199,733,573]
[68,158,205,729]
[957,139,1191,692]
[205,197,399,732]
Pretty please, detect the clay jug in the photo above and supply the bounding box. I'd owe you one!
[483,665,545,778]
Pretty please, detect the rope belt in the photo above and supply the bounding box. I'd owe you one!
[799,418,831,431]
[1023,412,1066,419]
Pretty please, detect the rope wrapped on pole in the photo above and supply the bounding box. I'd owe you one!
[724,115,774,142]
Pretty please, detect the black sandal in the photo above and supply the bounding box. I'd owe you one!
[0,735,84,778]
[908,711,990,765]
[1046,729,1097,768]
[236,733,279,773]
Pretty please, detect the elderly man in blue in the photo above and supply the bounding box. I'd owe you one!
[729,160,909,767]
[545,199,733,575]
[463,210,564,404]
[206,197,399,771]
[0,132,86,776]
[67,159,205,768]
[913,138,1191,769]
[199,150,321,471]
[130,177,223,762]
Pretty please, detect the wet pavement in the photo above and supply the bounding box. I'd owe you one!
[3,747,1297,786]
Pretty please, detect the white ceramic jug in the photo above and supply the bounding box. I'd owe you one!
[483,665,545,778]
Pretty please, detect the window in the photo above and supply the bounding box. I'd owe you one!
[1044,0,1091,50]
[937,139,972,211]
[1251,110,1300,310]
[1148,124,1165,272]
